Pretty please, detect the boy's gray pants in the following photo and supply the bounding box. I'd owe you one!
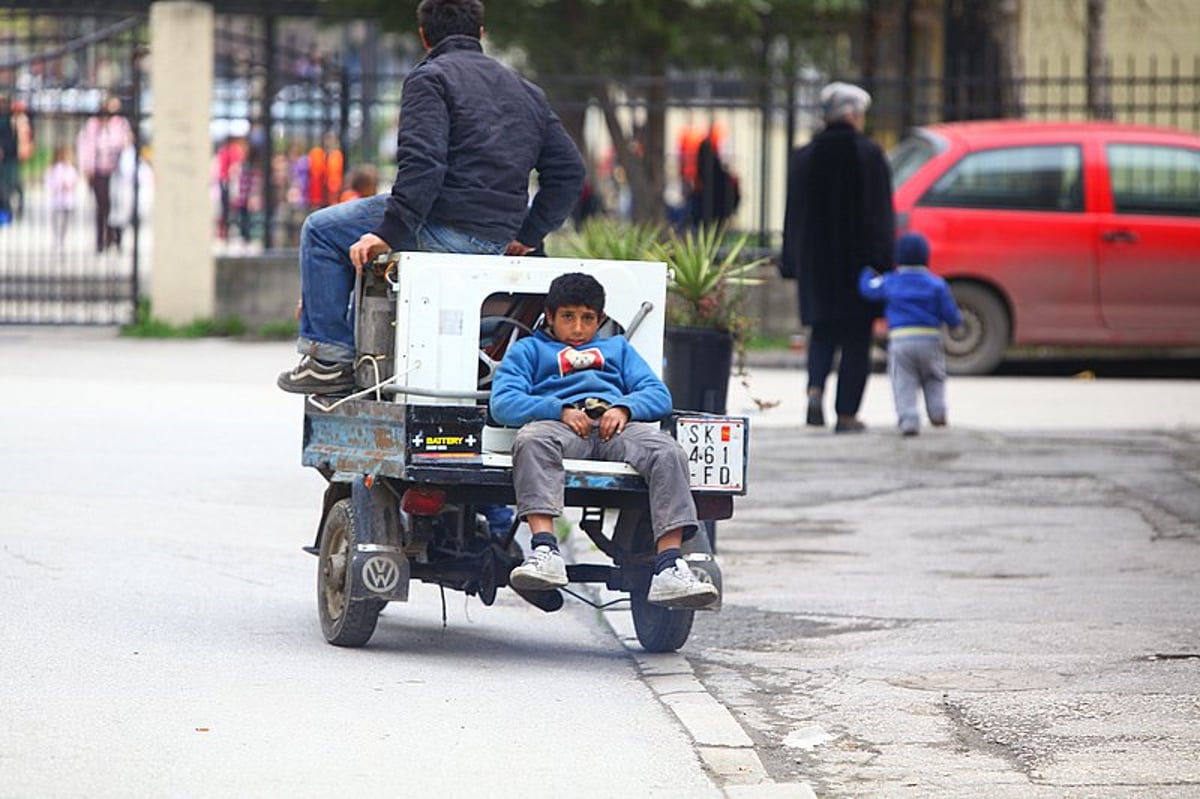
[510,420,699,541]
[887,336,948,433]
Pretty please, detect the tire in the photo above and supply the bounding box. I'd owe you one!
[630,586,695,653]
[946,283,1010,375]
[317,498,383,647]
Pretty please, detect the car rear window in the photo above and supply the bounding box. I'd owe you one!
[1107,143,1200,217]
[919,144,1084,212]
[888,132,940,188]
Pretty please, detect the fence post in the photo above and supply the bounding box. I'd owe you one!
[149,0,215,324]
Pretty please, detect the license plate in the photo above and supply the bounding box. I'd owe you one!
[674,417,747,492]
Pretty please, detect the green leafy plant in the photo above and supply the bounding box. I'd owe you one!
[254,319,299,339]
[121,298,247,338]
[552,216,662,261]
[652,223,769,334]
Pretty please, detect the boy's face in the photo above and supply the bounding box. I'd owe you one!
[547,304,602,347]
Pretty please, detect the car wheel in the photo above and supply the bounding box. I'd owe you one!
[946,283,1010,375]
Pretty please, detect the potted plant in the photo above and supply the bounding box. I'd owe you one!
[551,218,766,413]
[652,223,767,413]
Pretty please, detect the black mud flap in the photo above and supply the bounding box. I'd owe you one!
[350,545,411,602]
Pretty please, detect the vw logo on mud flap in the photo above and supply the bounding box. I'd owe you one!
[362,556,401,594]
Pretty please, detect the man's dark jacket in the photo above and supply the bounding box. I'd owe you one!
[372,35,585,248]
[780,121,895,326]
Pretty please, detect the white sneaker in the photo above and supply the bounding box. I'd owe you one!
[509,546,568,590]
[648,559,719,608]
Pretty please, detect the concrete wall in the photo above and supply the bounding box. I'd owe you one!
[745,272,801,339]
[214,253,300,328]
[212,251,800,338]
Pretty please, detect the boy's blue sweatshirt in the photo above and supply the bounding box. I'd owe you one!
[858,265,962,334]
[490,328,671,427]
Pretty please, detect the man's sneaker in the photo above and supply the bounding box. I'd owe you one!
[508,546,568,591]
[277,355,354,394]
[648,559,719,608]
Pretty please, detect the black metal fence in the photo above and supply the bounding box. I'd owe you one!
[2,7,1198,325]
[0,11,147,324]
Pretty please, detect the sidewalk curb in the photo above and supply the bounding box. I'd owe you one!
[567,533,819,799]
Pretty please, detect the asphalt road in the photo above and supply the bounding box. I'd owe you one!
[3,329,1198,798]
[0,330,722,799]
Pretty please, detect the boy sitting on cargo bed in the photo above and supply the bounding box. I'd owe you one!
[489,272,719,608]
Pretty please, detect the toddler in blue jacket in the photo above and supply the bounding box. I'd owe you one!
[490,272,718,608]
[859,232,963,436]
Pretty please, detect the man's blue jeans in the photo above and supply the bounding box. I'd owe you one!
[296,194,508,364]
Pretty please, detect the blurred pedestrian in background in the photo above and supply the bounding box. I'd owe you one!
[108,145,154,252]
[232,140,264,244]
[10,98,33,219]
[859,232,963,437]
[688,133,740,229]
[338,166,378,203]
[0,94,17,224]
[76,95,134,253]
[213,134,246,242]
[45,144,79,251]
[780,81,894,433]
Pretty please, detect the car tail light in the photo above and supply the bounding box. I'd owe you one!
[401,488,446,516]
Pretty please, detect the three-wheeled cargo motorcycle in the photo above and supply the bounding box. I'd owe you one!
[297,252,749,652]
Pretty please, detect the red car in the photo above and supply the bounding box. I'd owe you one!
[889,120,1200,374]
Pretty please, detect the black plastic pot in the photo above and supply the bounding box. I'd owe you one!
[663,325,734,414]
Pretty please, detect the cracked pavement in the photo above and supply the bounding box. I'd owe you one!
[686,423,1200,797]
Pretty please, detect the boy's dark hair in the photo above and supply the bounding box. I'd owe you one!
[417,0,484,47]
[546,272,605,315]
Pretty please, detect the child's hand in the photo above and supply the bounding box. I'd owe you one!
[560,407,592,438]
[598,407,631,441]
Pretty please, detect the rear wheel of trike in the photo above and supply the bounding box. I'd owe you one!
[630,584,695,653]
[318,498,383,647]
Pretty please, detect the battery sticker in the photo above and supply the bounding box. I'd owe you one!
[409,424,483,462]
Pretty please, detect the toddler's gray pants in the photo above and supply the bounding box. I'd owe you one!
[888,336,948,433]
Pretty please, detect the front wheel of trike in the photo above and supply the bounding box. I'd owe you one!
[318,498,383,647]
[630,586,695,653]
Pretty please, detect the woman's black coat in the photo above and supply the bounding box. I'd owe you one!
[780,121,895,326]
